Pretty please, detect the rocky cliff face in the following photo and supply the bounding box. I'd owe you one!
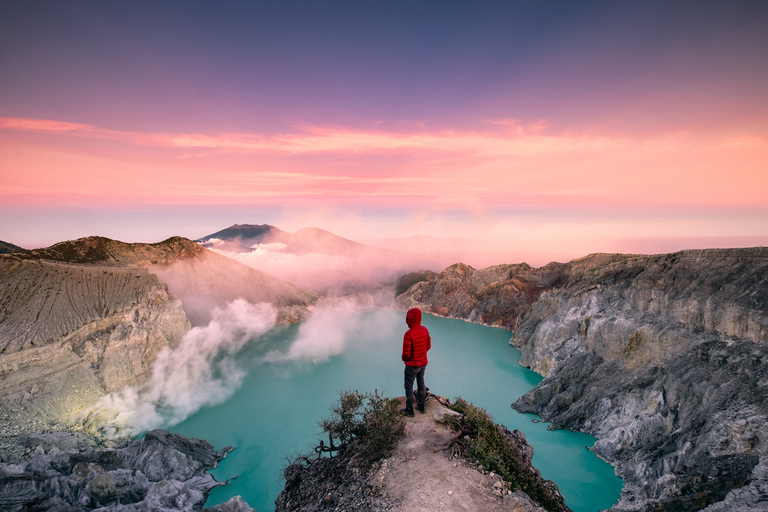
[0,257,190,444]
[397,248,768,511]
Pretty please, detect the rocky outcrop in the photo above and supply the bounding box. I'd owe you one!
[513,344,768,511]
[396,260,570,330]
[275,448,394,512]
[276,394,562,512]
[397,248,768,511]
[0,429,254,512]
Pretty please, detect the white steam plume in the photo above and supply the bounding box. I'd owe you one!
[263,306,352,364]
[81,299,277,437]
[263,296,396,364]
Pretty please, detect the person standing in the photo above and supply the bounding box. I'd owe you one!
[401,307,431,416]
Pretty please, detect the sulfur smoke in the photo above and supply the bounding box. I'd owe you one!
[81,299,277,437]
[262,295,399,364]
[264,300,356,364]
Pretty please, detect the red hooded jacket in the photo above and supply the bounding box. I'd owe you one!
[402,308,431,367]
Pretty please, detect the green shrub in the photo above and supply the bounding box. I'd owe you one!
[319,389,405,465]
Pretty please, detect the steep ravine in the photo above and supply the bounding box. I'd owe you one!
[397,248,768,511]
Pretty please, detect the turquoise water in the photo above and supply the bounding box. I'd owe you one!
[169,311,622,512]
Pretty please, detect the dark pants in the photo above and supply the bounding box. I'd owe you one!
[404,364,426,411]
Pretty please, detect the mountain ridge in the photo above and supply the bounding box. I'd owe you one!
[13,235,205,265]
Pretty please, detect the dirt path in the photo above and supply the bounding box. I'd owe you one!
[372,395,546,512]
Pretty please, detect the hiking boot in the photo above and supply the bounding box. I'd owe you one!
[417,405,425,414]
[399,407,415,417]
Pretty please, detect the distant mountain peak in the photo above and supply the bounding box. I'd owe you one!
[197,224,283,244]
[228,223,272,230]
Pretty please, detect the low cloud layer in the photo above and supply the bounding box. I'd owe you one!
[81,299,277,437]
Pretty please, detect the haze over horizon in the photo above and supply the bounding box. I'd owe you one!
[1,1,767,265]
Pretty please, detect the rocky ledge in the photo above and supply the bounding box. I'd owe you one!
[276,394,568,512]
[0,429,254,512]
[397,248,768,511]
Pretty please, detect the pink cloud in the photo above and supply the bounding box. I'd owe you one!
[1,116,767,212]
[0,117,93,133]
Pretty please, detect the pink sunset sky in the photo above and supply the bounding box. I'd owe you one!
[1,1,767,267]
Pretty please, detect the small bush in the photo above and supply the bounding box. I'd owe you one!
[319,389,405,465]
[278,391,404,511]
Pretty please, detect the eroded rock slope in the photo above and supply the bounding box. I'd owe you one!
[397,248,768,511]
[0,258,190,442]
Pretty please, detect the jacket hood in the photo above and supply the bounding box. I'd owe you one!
[406,308,422,328]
